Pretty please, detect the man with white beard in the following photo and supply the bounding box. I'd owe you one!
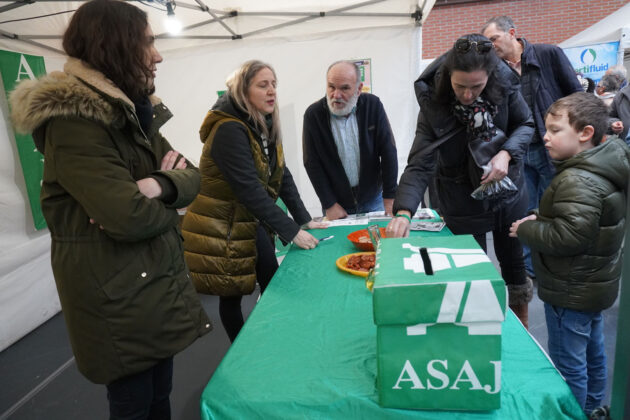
[303,61,398,220]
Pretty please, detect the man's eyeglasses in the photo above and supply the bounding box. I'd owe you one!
[455,38,493,54]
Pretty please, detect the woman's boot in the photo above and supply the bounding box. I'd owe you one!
[508,277,533,329]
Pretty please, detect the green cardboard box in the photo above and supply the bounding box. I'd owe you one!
[372,235,507,410]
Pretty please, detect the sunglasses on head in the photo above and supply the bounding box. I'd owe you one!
[455,38,493,54]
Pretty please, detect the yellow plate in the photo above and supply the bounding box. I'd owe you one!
[336,252,375,277]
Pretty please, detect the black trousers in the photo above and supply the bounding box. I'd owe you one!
[473,226,526,287]
[219,224,279,342]
[106,356,173,420]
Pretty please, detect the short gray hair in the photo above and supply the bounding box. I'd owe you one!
[482,16,515,34]
[607,64,627,80]
[599,73,624,93]
[327,60,361,87]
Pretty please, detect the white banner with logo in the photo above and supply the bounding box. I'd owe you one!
[563,41,620,83]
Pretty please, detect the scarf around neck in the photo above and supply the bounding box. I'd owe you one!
[453,97,498,142]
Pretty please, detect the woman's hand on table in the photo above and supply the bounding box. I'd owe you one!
[293,229,319,249]
[385,212,411,238]
[305,219,328,229]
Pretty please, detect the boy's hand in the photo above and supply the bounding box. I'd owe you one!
[509,214,537,237]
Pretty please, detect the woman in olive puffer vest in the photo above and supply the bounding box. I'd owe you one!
[182,60,326,342]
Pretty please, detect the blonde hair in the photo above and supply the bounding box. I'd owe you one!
[226,60,281,144]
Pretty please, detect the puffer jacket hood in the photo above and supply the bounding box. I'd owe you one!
[554,136,630,192]
[9,58,165,153]
[413,53,445,110]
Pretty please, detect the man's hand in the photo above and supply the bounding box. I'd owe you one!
[385,210,411,238]
[325,203,348,221]
[383,198,394,216]
[481,150,511,184]
[509,214,537,237]
[611,120,624,134]
[292,229,319,249]
[161,150,187,170]
[305,220,328,229]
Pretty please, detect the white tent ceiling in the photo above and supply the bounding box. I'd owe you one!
[559,2,630,49]
[0,0,435,55]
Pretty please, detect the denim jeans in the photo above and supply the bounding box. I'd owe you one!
[522,141,555,276]
[346,193,384,214]
[326,193,385,216]
[544,303,607,414]
[106,357,173,420]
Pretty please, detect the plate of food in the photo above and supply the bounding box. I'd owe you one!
[347,227,387,251]
[336,252,376,277]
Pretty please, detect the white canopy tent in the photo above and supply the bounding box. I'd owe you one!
[0,0,435,351]
[558,2,630,66]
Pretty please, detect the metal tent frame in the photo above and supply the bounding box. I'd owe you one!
[0,0,434,54]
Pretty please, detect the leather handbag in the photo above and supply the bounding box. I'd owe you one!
[467,127,507,168]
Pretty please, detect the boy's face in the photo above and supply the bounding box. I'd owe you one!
[543,111,588,160]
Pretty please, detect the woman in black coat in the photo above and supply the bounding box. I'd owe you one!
[386,34,535,327]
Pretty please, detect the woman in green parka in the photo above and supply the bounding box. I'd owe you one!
[9,1,210,418]
[182,60,327,343]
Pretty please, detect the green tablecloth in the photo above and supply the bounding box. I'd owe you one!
[200,224,585,419]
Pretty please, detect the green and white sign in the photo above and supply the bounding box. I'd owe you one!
[0,50,47,230]
[372,235,506,410]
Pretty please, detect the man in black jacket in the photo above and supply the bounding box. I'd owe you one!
[303,61,398,220]
[482,16,583,278]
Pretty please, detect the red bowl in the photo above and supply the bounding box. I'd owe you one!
[347,227,387,251]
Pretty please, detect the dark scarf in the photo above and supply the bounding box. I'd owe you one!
[133,95,153,134]
[453,97,498,142]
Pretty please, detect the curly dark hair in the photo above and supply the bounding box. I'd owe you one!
[433,33,507,108]
[63,0,153,100]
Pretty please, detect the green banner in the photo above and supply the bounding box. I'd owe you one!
[0,50,47,230]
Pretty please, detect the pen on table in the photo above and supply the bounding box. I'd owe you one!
[318,235,334,242]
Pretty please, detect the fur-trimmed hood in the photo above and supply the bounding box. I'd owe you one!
[9,58,162,152]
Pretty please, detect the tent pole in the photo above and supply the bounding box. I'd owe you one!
[241,0,387,39]
[0,1,32,13]
[192,0,237,38]
[155,13,235,38]
[0,29,63,54]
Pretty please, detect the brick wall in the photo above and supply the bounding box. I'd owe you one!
[422,0,630,59]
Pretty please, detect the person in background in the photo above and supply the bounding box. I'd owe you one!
[577,74,596,93]
[605,64,628,89]
[609,67,630,141]
[302,60,398,220]
[482,15,583,281]
[182,60,326,343]
[9,1,211,418]
[510,92,629,416]
[595,73,623,107]
[386,34,534,328]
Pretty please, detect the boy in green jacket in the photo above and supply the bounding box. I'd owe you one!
[509,92,630,416]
